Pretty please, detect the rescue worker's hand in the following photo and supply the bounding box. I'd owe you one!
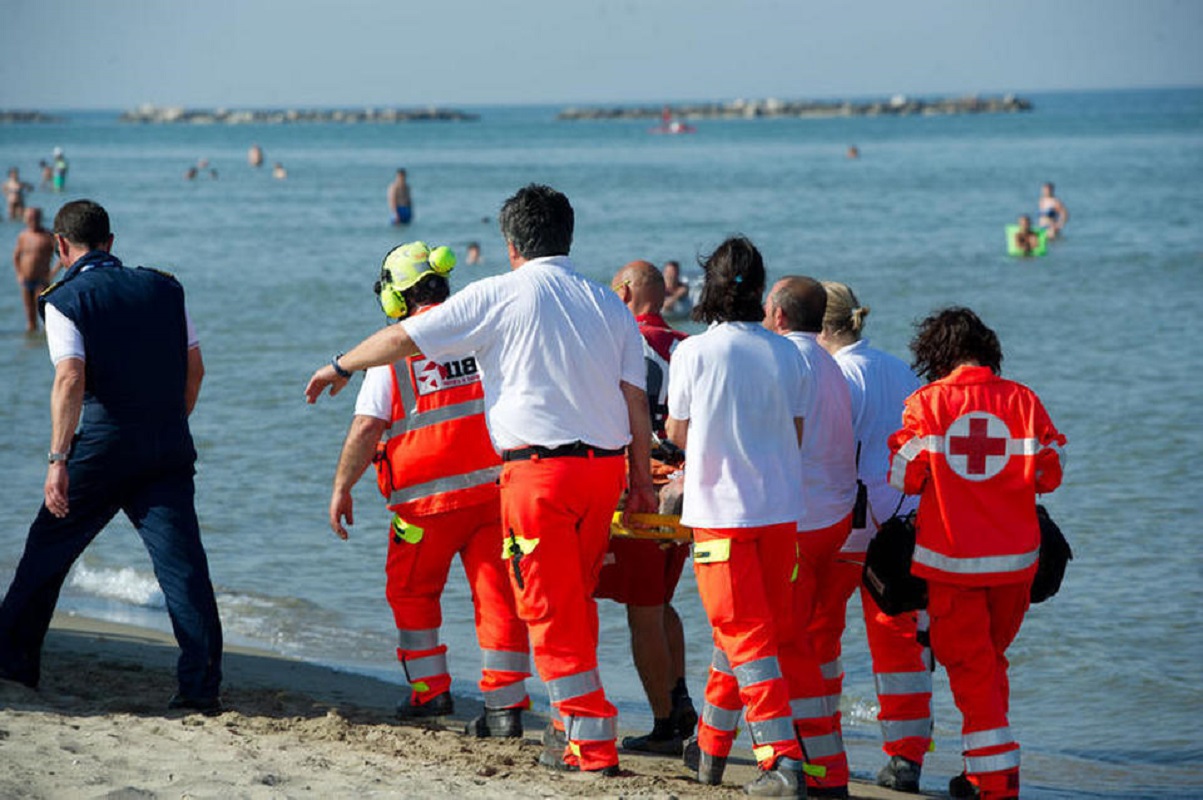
[305,364,349,404]
[330,489,354,540]
[45,462,69,518]
[622,479,657,524]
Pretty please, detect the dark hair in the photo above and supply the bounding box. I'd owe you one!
[53,199,111,249]
[498,184,573,259]
[769,275,826,333]
[691,236,766,325]
[404,274,451,309]
[910,306,1003,381]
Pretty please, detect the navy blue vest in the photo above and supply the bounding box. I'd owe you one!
[42,251,191,429]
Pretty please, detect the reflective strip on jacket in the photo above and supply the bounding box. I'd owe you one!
[375,339,501,517]
[887,365,1065,586]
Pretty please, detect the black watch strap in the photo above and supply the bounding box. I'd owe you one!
[331,354,353,379]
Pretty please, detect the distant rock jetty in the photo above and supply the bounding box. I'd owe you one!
[0,110,67,124]
[119,105,479,124]
[558,94,1031,121]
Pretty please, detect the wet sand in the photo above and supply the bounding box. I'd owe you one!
[0,613,927,798]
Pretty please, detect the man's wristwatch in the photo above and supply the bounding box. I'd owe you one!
[48,451,69,464]
[331,354,353,379]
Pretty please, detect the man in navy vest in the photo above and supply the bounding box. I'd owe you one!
[0,199,223,712]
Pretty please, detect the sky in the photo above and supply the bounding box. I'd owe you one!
[2,0,1201,110]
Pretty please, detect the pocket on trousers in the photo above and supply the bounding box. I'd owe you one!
[693,538,736,626]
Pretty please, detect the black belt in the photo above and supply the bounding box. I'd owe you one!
[502,441,626,462]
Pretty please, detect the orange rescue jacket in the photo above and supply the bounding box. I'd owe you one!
[887,365,1065,586]
[375,343,501,518]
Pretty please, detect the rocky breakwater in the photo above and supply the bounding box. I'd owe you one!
[119,105,479,124]
[0,110,67,124]
[559,94,1031,121]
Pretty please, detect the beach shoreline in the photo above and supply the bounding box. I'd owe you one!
[0,613,921,798]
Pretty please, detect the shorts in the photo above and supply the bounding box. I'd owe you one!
[594,535,689,606]
[21,279,48,293]
[395,205,412,224]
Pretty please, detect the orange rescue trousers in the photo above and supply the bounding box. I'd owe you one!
[500,453,627,771]
[386,502,530,710]
[692,524,804,770]
[928,580,1030,800]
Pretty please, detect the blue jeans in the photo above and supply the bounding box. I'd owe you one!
[0,424,222,699]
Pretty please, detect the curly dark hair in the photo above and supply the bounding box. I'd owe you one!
[910,306,1003,381]
[498,184,573,259]
[404,274,450,310]
[691,236,766,325]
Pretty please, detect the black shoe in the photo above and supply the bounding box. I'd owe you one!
[683,735,727,785]
[622,730,684,755]
[876,755,922,793]
[744,757,806,797]
[167,693,223,715]
[464,706,524,738]
[808,785,848,799]
[395,691,453,719]
[671,701,699,739]
[949,772,980,799]
[537,748,619,776]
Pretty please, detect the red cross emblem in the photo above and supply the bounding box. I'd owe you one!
[945,412,1011,481]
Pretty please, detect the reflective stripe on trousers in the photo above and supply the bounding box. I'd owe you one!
[882,717,934,743]
[966,749,1021,774]
[482,648,530,674]
[875,669,932,696]
[702,702,741,732]
[748,714,797,747]
[801,730,845,761]
[791,695,838,721]
[403,652,448,682]
[546,668,602,704]
[566,714,618,742]
[733,655,783,688]
[964,726,1014,751]
[398,628,439,651]
[483,681,528,710]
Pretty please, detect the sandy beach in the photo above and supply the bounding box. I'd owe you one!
[0,614,924,799]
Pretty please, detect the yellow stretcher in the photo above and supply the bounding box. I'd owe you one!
[610,511,692,542]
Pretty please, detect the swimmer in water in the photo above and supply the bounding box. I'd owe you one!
[1013,215,1042,257]
[1038,183,1069,240]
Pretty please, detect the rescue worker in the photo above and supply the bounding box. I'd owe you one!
[818,282,932,794]
[666,237,810,797]
[0,199,223,711]
[598,259,697,755]
[889,307,1066,800]
[306,184,656,777]
[325,241,531,733]
[764,276,859,798]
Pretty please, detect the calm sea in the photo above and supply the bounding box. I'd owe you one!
[2,89,1201,798]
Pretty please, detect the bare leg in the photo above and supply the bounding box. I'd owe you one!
[628,603,673,718]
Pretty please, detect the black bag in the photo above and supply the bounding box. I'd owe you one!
[1030,504,1072,603]
[862,511,928,615]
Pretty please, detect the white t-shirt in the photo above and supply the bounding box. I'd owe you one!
[44,302,198,364]
[403,256,645,451]
[785,331,858,531]
[667,321,808,528]
[832,339,921,552]
[354,365,393,422]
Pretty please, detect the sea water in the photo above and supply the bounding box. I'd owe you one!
[1,89,1201,797]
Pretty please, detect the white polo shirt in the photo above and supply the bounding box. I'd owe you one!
[784,331,858,532]
[832,338,921,552]
[667,321,808,529]
[402,256,645,452]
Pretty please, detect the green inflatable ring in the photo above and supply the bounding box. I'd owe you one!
[1006,225,1048,257]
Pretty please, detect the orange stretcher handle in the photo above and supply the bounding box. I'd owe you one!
[610,511,692,542]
